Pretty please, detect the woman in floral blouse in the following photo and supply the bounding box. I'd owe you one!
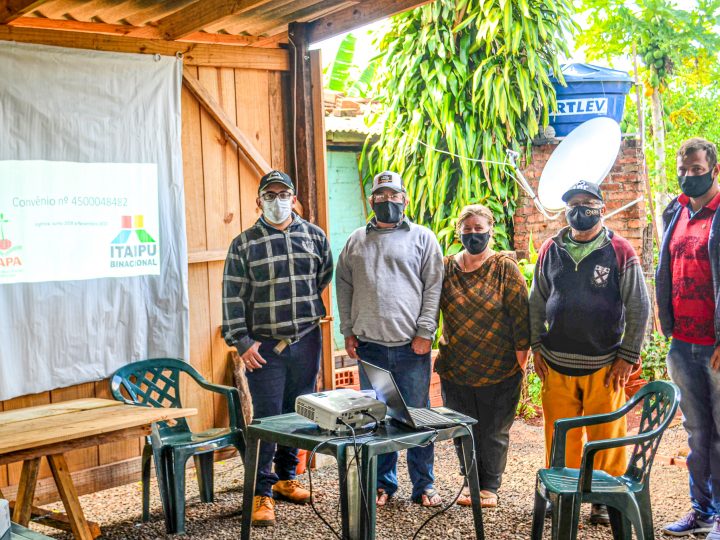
[436,203,530,508]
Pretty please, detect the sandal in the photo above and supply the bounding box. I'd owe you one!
[480,490,498,508]
[457,487,471,507]
[376,488,391,507]
[415,488,443,508]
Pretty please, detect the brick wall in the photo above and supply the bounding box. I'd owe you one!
[513,138,647,260]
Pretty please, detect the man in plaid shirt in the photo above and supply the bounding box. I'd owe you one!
[222,170,333,527]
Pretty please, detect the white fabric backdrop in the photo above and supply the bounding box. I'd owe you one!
[0,41,188,400]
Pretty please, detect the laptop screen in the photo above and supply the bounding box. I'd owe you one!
[358,360,415,426]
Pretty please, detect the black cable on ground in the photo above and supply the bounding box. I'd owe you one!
[307,413,380,539]
[411,423,477,540]
[307,437,346,539]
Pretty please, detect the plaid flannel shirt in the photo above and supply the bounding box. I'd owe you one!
[222,214,333,354]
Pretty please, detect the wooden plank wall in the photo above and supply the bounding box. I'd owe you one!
[0,50,292,504]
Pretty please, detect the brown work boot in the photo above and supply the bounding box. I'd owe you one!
[251,495,276,527]
[272,479,311,504]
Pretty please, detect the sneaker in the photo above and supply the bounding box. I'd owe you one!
[272,479,311,504]
[251,495,276,527]
[706,516,720,540]
[662,510,714,536]
[589,504,610,525]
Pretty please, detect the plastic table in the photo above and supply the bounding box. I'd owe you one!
[240,407,483,540]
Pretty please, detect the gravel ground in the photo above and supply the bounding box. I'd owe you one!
[31,421,693,540]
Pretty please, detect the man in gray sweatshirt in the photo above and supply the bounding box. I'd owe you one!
[336,170,444,508]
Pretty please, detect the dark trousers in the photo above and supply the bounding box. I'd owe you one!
[245,327,321,496]
[441,372,522,493]
[356,340,435,500]
[667,338,720,520]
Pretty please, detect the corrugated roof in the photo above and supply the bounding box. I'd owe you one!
[325,114,381,137]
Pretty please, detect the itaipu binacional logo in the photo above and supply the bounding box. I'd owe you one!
[109,214,158,269]
[0,212,23,269]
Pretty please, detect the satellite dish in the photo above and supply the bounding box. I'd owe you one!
[537,117,622,212]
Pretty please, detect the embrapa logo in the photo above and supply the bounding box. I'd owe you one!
[109,215,158,269]
[0,212,23,269]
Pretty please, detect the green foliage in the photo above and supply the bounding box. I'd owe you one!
[640,331,671,381]
[327,34,357,93]
[517,231,538,288]
[660,77,720,194]
[578,0,720,197]
[577,0,720,89]
[517,372,542,419]
[361,0,577,252]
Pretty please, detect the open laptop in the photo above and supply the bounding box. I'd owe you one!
[358,360,455,429]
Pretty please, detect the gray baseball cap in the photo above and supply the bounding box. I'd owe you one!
[371,171,405,194]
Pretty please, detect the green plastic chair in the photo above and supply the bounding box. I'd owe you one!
[110,358,246,535]
[531,380,679,540]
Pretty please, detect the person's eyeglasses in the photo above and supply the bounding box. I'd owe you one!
[372,193,405,203]
[260,191,293,202]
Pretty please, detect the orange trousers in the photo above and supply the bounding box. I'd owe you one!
[541,363,627,477]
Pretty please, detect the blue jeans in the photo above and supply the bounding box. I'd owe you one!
[667,338,720,520]
[245,327,321,496]
[356,340,435,500]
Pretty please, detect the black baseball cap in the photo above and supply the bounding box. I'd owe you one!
[259,170,294,193]
[562,180,604,203]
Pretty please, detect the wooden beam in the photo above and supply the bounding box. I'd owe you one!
[310,47,334,391]
[188,249,228,264]
[182,70,272,175]
[156,0,274,40]
[47,454,94,540]
[257,1,355,38]
[238,0,346,35]
[9,17,277,46]
[1,447,240,507]
[306,0,433,43]
[8,502,102,538]
[202,0,296,33]
[250,31,289,48]
[288,22,317,224]
[0,0,50,23]
[11,458,40,526]
[9,17,141,36]
[0,24,290,70]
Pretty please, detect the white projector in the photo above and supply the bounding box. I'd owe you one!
[296,389,387,432]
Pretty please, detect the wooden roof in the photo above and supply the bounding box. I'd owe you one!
[0,0,433,48]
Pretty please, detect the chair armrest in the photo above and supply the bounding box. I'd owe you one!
[549,401,637,468]
[576,428,664,492]
[194,380,243,430]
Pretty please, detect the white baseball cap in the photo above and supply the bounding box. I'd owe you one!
[371,171,405,194]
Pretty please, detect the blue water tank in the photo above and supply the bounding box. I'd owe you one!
[548,63,633,137]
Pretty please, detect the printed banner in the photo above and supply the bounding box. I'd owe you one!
[0,161,160,284]
[0,41,187,401]
[552,97,608,116]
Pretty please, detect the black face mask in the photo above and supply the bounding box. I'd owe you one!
[460,232,490,255]
[373,201,404,224]
[566,206,602,232]
[679,171,715,198]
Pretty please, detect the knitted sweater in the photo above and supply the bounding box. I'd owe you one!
[529,227,650,375]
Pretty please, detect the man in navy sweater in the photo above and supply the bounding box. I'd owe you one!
[529,180,650,525]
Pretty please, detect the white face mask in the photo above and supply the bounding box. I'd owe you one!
[262,198,293,224]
